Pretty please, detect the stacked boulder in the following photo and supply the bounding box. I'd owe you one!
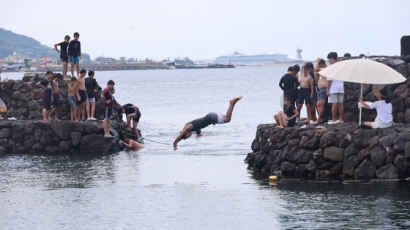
[245,123,410,180]
[0,120,127,155]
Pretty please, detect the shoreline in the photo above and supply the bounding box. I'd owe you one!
[1,63,236,73]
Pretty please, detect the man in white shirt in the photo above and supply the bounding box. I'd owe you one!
[326,52,344,124]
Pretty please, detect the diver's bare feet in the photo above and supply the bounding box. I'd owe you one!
[276,125,284,129]
[230,96,243,104]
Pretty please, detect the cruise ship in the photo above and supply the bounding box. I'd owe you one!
[215,51,297,65]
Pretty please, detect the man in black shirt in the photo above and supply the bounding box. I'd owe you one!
[274,103,299,128]
[36,71,53,120]
[85,70,98,120]
[279,66,299,108]
[54,35,70,80]
[68,32,81,77]
[173,96,242,151]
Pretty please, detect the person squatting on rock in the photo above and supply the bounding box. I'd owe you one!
[49,73,63,120]
[360,88,393,129]
[122,103,142,142]
[54,35,70,80]
[326,52,345,124]
[36,71,53,120]
[76,69,87,121]
[85,70,98,120]
[296,64,314,123]
[67,77,79,121]
[68,32,81,77]
[173,96,243,151]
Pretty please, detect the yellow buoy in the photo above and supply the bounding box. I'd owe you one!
[269,175,278,182]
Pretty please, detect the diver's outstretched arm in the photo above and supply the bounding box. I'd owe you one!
[173,124,192,151]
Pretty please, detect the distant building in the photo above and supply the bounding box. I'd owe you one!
[95,56,118,64]
[215,51,294,65]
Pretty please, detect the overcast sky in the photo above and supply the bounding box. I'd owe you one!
[1,0,409,60]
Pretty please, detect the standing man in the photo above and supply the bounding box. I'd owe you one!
[102,80,115,137]
[36,71,53,120]
[326,52,344,124]
[305,62,317,122]
[279,66,299,109]
[85,70,98,120]
[313,59,328,124]
[49,73,63,120]
[76,69,87,121]
[68,32,81,77]
[296,64,314,123]
[54,35,70,80]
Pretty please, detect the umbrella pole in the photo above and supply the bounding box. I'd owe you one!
[359,83,363,126]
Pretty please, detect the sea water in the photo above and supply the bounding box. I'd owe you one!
[0,67,409,229]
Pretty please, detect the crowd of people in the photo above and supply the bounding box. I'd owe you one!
[34,70,143,150]
[275,52,393,129]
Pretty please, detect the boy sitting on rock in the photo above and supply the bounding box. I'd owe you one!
[274,103,299,128]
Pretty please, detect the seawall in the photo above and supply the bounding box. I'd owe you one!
[245,123,410,180]
[246,56,410,181]
[0,73,131,155]
[0,120,126,155]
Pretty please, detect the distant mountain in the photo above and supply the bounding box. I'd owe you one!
[0,28,91,61]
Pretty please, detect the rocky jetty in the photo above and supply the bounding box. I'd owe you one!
[1,73,122,121]
[0,73,130,155]
[245,123,410,180]
[246,56,410,181]
[0,120,127,155]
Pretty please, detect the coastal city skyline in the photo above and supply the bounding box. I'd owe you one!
[1,0,409,60]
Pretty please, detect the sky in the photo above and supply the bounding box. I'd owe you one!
[1,0,409,60]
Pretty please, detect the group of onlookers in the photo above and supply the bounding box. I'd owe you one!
[275,52,393,129]
[36,70,98,122]
[36,70,143,149]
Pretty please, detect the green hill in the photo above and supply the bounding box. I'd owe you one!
[0,28,91,61]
